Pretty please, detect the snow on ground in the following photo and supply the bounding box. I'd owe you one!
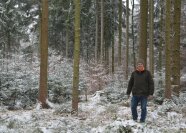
[0,91,186,133]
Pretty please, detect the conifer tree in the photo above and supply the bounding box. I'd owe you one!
[38,0,49,108]
[165,0,172,99]
[172,0,181,96]
[139,0,148,66]
[72,0,81,113]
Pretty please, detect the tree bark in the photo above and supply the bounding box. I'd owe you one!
[100,0,104,63]
[118,0,122,66]
[111,0,116,74]
[72,0,81,114]
[172,0,181,96]
[131,0,136,69]
[125,0,129,79]
[139,0,148,67]
[149,0,154,77]
[165,0,172,99]
[95,0,99,62]
[38,0,49,108]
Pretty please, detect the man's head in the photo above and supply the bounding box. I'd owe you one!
[136,59,145,72]
[137,59,145,65]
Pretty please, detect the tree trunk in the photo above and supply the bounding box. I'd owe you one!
[65,17,69,58]
[100,0,104,63]
[139,0,148,67]
[95,0,99,62]
[149,0,154,77]
[125,0,129,79]
[157,0,163,87]
[72,0,81,114]
[165,0,172,99]
[172,0,181,96]
[95,0,101,63]
[111,0,116,74]
[131,0,136,69]
[38,0,49,108]
[118,0,122,66]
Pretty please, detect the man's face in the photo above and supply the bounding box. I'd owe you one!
[137,63,144,69]
[137,63,144,67]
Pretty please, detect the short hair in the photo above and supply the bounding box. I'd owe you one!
[136,59,145,65]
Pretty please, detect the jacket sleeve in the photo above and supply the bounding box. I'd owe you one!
[148,71,154,95]
[126,72,134,95]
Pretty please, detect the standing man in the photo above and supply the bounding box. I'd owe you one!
[126,59,154,123]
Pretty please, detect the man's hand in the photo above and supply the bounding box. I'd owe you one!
[148,95,153,100]
[127,95,130,99]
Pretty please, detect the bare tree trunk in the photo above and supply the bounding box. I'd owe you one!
[100,0,104,63]
[172,0,181,96]
[165,0,172,99]
[149,0,154,77]
[72,0,81,114]
[125,0,129,79]
[38,0,49,108]
[111,0,116,74]
[118,0,122,66]
[139,0,148,67]
[95,0,99,62]
[157,0,163,88]
[65,17,69,58]
[131,0,136,69]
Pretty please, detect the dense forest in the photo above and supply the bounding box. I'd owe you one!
[0,0,186,132]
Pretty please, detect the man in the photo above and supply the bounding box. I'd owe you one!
[126,59,154,123]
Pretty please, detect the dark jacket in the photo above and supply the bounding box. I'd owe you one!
[126,70,154,96]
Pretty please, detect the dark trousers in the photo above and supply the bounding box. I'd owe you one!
[131,96,147,122]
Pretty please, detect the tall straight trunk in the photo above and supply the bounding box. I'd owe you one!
[149,0,154,77]
[100,0,104,63]
[111,35,115,73]
[105,45,109,74]
[172,0,181,95]
[165,0,171,99]
[125,0,129,79]
[6,5,11,54]
[139,0,148,67]
[118,0,122,66]
[65,21,69,58]
[38,0,49,108]
[111,0,116,74]
[95,0,99,62]
[157,0,163,87]
[158,0,163,76]
[131,0,136,69]
[72,0,81,113]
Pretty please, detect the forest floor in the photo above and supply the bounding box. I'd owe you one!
[0,91,186,133]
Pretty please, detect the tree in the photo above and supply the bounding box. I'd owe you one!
[111,0,116,74]
[38,0,49,108]
[0,0,34,55]
[103,0,113,72]
[72,0,81,114]
[80,0,95,61]
[95,0,102,63]
[65,1,72,58]
[149,0,154,77]
[157,0,163,87]
[100,0,104,63]
[125,0,129,79]
[48,0,74,57]
[172,0,181,96]
[165,0,171,99]
[95,0,99,62]
[131,0,136,69]
[118,0,122,66]
[139,0,148,66]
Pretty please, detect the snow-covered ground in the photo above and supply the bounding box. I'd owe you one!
[0,91,186,133]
